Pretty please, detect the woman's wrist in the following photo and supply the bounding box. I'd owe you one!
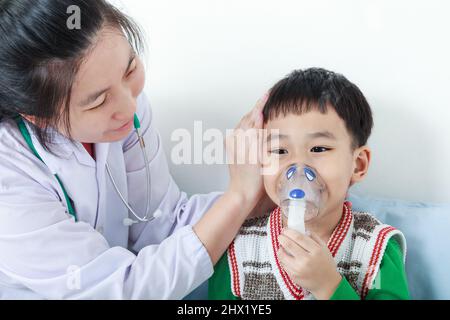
[193,190,258,264]
[224,188,258,216]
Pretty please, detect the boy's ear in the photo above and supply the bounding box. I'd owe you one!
[350,145,371,187]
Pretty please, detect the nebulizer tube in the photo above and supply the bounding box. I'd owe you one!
[285,190,307,234]
[277,164,325,234]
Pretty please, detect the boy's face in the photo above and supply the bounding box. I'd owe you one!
[263,106,370,218]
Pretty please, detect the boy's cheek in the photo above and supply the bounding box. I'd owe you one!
[263,176,280,206]
[319,178,352,214]
[312,165,351,210]
[316,159,353,193]
[261,153,282,176]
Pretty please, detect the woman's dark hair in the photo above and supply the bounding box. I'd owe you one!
[0,0,144,151]
[263,68,373,149]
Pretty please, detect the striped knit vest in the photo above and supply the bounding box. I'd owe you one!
[227,201,406,300]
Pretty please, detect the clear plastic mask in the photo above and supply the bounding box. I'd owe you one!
[277,164,325,234]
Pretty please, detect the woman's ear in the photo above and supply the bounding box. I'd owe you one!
[21,114,38,126]
[350,145,371,186]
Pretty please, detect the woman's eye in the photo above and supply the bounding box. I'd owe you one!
[270,149,288,155]
[90,96,106,110]
[127,59,137,77]
[310,146,330,153]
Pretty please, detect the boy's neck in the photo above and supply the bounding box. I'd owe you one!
[281,203,344,244]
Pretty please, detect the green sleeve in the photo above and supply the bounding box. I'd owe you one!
[208,252,239,300]
[330,238,410,300]
[329,276,360,300]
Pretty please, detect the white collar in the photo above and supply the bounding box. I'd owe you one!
[24,120,110,173]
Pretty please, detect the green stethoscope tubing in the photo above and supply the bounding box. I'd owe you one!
[16,117,77,221]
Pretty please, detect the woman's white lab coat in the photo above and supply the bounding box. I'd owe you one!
[0,92,220,299]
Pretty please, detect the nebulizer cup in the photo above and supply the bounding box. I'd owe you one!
[277,164,325,234]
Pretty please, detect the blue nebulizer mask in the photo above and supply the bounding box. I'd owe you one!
[277,164,325,234]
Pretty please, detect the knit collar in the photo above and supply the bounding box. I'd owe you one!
[267,201,354,300]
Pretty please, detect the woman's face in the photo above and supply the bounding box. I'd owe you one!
[66,27,145,143]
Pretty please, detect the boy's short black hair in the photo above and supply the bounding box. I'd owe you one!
[263,68,373,149]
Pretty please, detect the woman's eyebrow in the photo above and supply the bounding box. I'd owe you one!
[79,50,136,107]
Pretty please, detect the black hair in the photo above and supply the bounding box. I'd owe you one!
[0,0,144,151]
[263,68,373,149]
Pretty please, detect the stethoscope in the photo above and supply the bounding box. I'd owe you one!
[16,114,161,227]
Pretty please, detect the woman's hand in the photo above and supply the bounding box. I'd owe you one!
[193,93,271,265]
[225,93,269,212]
[278,229,342,300]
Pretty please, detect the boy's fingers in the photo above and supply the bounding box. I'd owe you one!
[282,229,319,253]
[279,233,309,258]
[277,247,297,271]
[278,247,303,284]
[308,231,327,247]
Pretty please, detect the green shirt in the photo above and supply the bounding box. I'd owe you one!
[208,238,410,300]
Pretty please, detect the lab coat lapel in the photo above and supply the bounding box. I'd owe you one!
[97,142,130,247]
[92,142,109,229]
[72,143,96,167]
[24,121,74,174]
[24,121,99,226]
[22,120,129,246]
[23,120,96,171]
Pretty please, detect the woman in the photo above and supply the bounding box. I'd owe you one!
[0,0,267,299]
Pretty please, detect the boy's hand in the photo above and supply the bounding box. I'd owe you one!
[278,229,342,300]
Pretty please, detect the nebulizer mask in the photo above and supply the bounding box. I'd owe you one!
[277,164,325,234]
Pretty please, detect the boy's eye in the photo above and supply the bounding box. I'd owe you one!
[270,149,288,155]
[310,146,331,153]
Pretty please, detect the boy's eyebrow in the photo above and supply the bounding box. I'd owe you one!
[79,49,136,107]
[307,131,337,140]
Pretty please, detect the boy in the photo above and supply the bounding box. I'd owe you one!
[209,68,409,300]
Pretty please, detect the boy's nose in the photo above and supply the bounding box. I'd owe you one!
[287,151,310,166]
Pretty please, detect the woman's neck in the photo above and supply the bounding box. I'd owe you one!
[82,143,95,160]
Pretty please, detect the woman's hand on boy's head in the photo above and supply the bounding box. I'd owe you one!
[225,92,269,213]
[278,229,342,300]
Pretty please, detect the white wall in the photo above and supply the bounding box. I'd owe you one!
[112,0,450,203]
